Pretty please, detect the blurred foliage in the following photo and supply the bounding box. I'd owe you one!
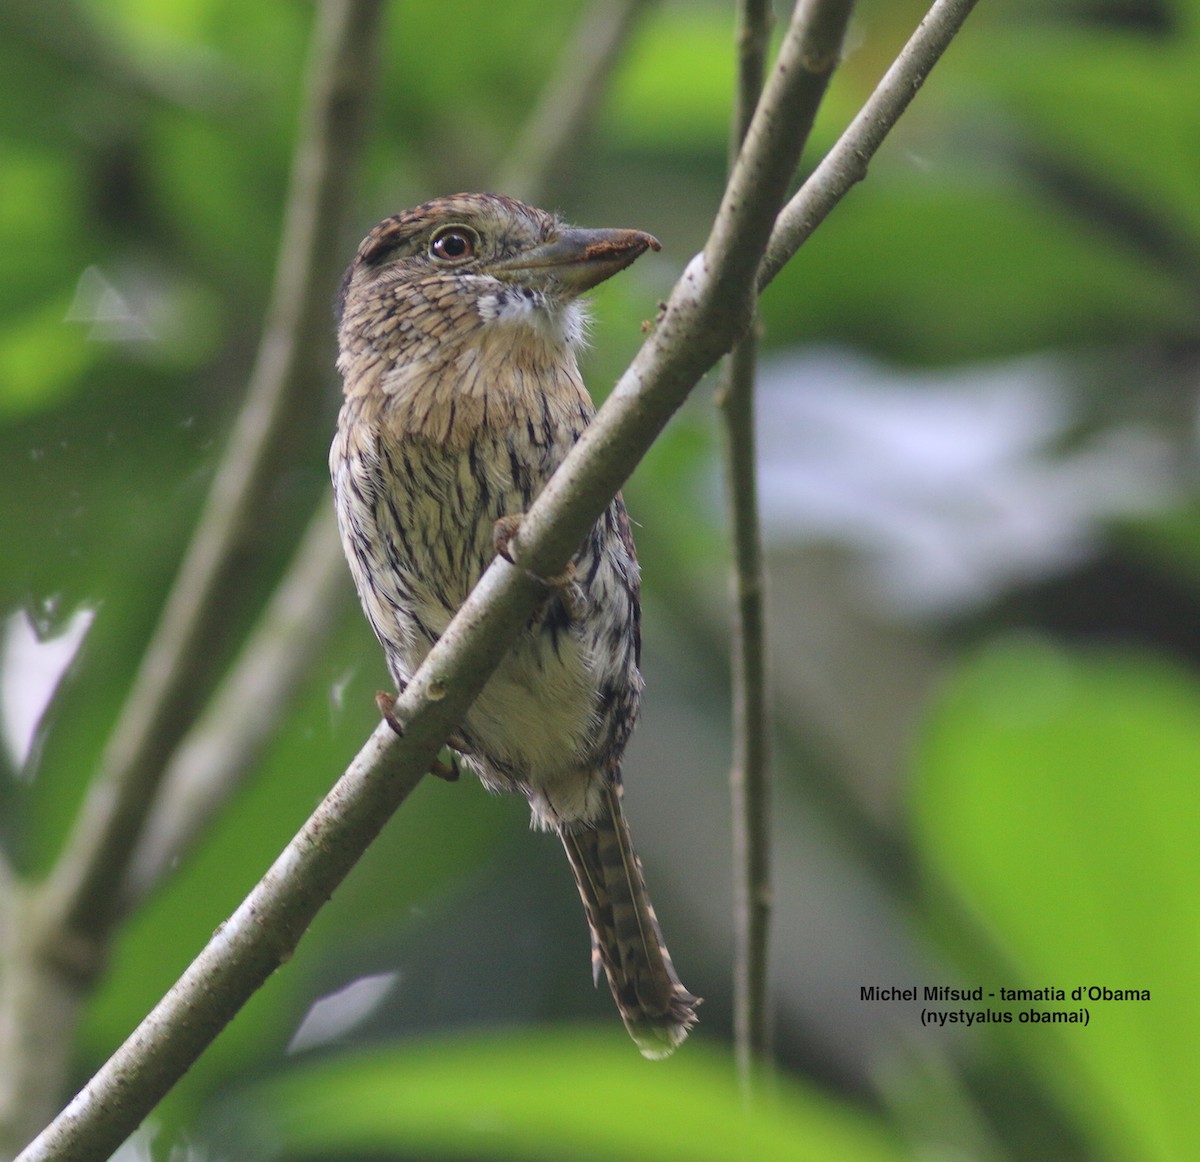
[918,638,1200,1162]
[236,1030,906,1161]
[2,0,1199,1159]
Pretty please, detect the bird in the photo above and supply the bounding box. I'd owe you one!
[330,192,699,1057]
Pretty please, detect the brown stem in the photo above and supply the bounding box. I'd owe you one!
[721,0,775,1097]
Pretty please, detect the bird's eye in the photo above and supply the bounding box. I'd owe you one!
[429,227,478,263]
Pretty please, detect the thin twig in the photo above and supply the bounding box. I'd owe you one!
[696,0,854,352]
[41,0,384,947]
[759,0,982,289]
[495,0,654,207]
[731,0,771,151]
[720,0,775,1096]
[721,339,776,1091]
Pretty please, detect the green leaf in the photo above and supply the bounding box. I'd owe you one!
[247,1028,904,1162]
[0,294,96,415]
[914,638,1200,1162]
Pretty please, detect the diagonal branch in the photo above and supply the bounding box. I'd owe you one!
[696,0,854,346]
[17,0,981,1156]
[759,0,982,289]
[41,0,385,947]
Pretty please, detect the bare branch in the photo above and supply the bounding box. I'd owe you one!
[501,0,857,581]
[731,0,772,152]
[759,0,982,289]
[721,338,776,1091]
[495,0,654,206]
[0,889,85,1158]
[721,0,775,1095]
[670,0,851,376]
[41,0,384,946]
[17,721,427,1162]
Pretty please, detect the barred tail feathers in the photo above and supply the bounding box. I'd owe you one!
[560,781,699,1058]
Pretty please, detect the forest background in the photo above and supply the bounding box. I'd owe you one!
[1,0,1197,1159]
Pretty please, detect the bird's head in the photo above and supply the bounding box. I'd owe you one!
[337,193,660,353]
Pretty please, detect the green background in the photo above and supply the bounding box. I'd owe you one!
[2,0,1197,1158]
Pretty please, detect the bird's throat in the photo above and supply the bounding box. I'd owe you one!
[475,287,587,350]
[373,316,592,451]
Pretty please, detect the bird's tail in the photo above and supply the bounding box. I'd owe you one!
[560,781,700,1058]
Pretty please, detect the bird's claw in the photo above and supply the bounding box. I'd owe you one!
[491,514,523,566]
[429,754,461,782]
[493,514,584,613]
[376,689,406,737]
[376,689,462,782]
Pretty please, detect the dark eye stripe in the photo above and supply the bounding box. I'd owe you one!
[359,237,416,268]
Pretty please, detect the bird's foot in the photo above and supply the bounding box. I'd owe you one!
[493,514,584,618]
[376,689,406,736]
[429,754,462,782]
[375,689,462,782]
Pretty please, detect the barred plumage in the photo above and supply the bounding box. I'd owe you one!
[331,193,698,1055]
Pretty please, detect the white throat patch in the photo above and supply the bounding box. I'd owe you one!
[475,287,588,350]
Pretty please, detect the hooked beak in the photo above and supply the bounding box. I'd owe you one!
[490,226,661,295]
